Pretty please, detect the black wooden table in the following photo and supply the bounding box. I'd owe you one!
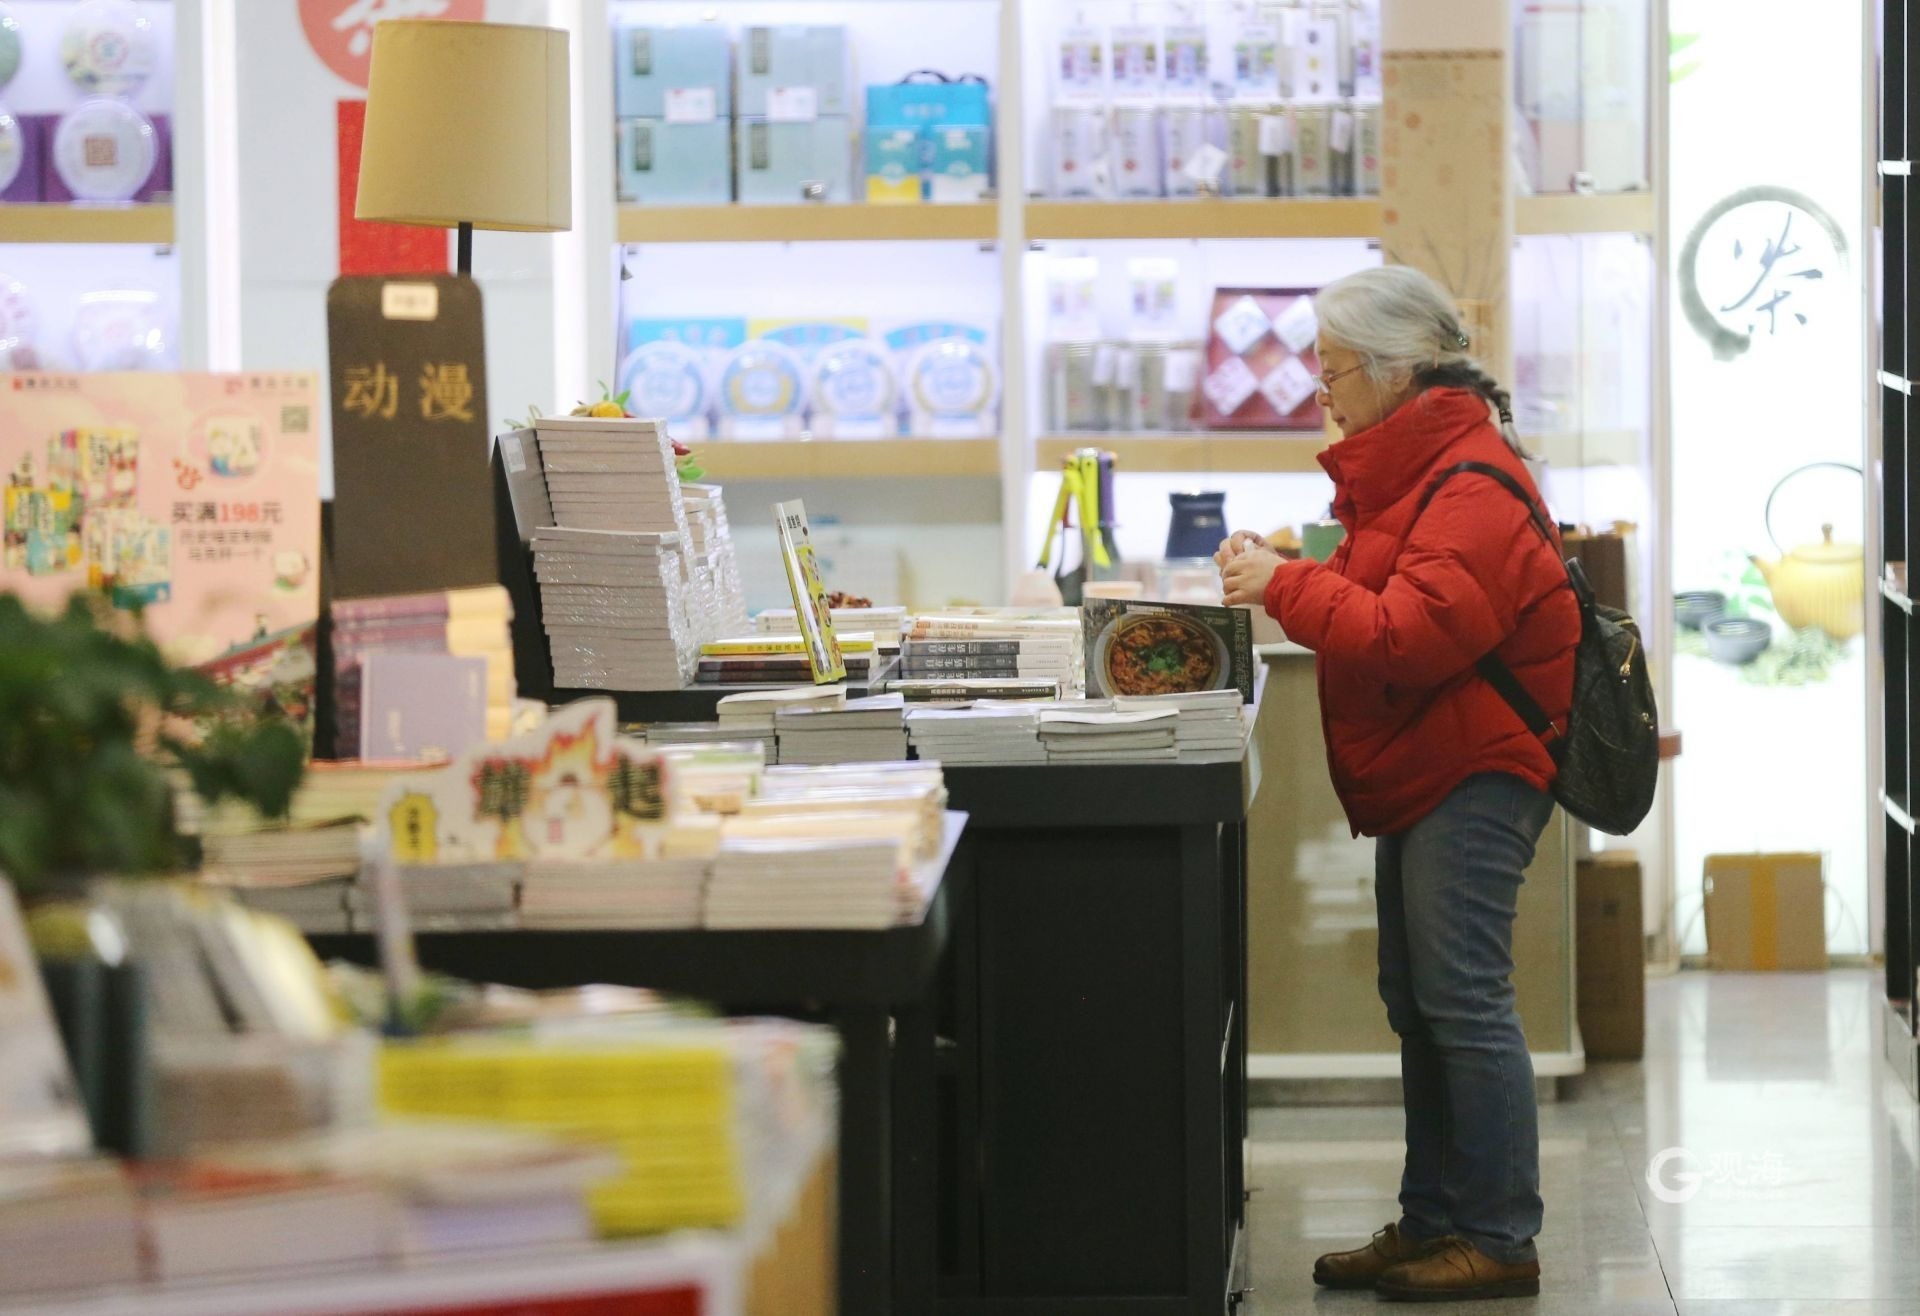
[924,759,1255,1315]
[307,817,961,1316]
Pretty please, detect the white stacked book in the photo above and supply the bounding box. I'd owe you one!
[394,862,521,927]
[705,815,923,930]
[533,416,691,538]
[774,694,908,765]
[645,720,774,758]
[715,685,847,756]
[1114,690,1248,763]
[519,857,709,929]
[758,605,907,651]
[533,527,698,691]
[903,613,1083,695]
[905,703,1048,764]
[683,484,750,637]
[1039,706,1181,762]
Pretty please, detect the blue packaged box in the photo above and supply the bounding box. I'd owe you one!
[617,118,731,205]
[927,123,991,201]
[738,25,849,118]
[736,116,852,205]
[865,126,924,202]
[614,25,731,120]
[865,79,991,131]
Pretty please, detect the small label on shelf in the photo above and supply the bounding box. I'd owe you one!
[768,86,819,123]
[1330,109,1355,153]
[1258,113,1293,156]
[381,283,439,322]
[1165,348,1202,394]
[665,87,718,125]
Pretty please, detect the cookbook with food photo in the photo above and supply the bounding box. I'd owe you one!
[1082,598,1256,701]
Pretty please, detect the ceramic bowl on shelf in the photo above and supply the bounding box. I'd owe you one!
[1675,590,1728,630]
[52,99,157,201]
[61,0,158,98]
[1704,616,1772,666]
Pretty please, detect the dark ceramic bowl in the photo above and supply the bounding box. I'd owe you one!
[1675,590,1728,630]
[1704,616,1772,665]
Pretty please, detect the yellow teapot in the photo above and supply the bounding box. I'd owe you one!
[1750,463,1864,642]
[1751,525,1862,640]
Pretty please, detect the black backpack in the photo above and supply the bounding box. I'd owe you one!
[1419,462,1660,837]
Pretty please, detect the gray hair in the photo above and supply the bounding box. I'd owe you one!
[1313,265,1524,454]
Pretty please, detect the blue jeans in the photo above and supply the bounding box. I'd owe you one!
[1375,772,1554,1266]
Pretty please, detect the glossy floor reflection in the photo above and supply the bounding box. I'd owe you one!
[1245,969,1920,1314]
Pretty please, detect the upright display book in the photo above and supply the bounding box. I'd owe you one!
[0,372,322,730]
[1082,599,1256,701]
[771,499,845,684]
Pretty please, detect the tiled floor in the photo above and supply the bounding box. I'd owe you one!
[1245,969,1920,1314]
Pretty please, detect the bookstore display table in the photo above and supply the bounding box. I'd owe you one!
[561,690,1259,1313]
[309,829,959,1316]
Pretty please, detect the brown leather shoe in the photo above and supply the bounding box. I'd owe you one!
[1375,1235,1541,1301]
[1310,1222,1439,1290]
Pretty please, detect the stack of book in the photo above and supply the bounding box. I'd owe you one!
[708,686,844,758]
[380,1029,758,1236]
[0,1160,143,1304]
[890,611,1081,701]
[751,762,949,857]
[757,605,907,651]
[773,693,908,765]
[533,416,691,538]
[904,703,1048,763]
[533,527,699,691]
[519,856,709,929]
[190,760,431,930]
[331,585,516,752]
[705,814,923,929]
[889,675,1063,705]
[682,484,750,638]
[644,720,762,749]
[1038,705,1181,762]
[696,631,876,686]
[1115,690,1248,762]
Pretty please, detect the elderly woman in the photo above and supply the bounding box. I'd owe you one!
[1219,266,1579,1303]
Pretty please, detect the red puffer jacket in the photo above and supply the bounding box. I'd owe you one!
[1263,387,1579,837]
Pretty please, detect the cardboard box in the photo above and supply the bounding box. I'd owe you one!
[614,25,732,120]
[617,118,731,205]
[865,126,923,203]
[1576,854,1644,1060]
[1703,852,1827,971]
[736,117,852,205]
[927,124,991,202]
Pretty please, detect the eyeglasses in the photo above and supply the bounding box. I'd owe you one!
[1313,363,1366,394]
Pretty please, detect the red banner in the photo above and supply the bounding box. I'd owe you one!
[337,98,448,277]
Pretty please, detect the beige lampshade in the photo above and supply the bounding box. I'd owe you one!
[357,20,571,233]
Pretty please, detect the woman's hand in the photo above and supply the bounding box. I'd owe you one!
[1213,529,1268,568]
[1220,546,1286,607]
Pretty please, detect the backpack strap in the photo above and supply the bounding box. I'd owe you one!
[1417,460,1571,758]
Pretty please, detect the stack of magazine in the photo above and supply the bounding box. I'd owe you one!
[757,605,905,651]
[680,483,750,638]
[773,694,908,765]
[904,703,1048,764]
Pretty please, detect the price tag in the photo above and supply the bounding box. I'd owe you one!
[1258,113,1293,156]
[1330,109,1355,153]
[381,283,439,322]
[665,86,718,124]
[767,86,819,123]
